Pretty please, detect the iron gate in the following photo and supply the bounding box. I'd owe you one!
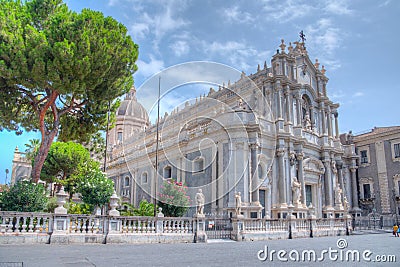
[205,217,233,239]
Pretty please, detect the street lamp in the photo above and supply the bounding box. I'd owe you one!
[392,188,399,224]
[5,169,9,185]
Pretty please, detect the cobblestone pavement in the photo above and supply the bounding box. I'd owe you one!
[0,233,399,267]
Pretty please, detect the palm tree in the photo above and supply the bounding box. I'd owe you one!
[24,139,40,162]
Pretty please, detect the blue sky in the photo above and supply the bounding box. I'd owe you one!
[1,0,399,184]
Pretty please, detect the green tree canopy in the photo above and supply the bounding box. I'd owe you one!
[0,0,139,182]
[41,141,95,197]
[158,179,190,217]
[0,180,48,212]
[76,169,114,208]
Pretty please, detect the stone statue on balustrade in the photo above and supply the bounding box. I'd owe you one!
[291,177,301,206]
[195,189,205,216]
[235,192,242,216]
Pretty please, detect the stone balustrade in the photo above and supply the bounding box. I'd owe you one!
[0,211,52,234]
[0,211,351,244]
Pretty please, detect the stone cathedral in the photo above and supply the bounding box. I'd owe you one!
[106,38,358,219]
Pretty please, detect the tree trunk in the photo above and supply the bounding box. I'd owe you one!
[31,127,59,183]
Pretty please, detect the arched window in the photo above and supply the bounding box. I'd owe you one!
[124,176,130,187]
[163,166,172,179]
[141,172,148,184]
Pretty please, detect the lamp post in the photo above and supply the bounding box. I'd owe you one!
[103,100,111,172]
[392,188,399,224]
[5,169,9,185]
[154,76,161,217]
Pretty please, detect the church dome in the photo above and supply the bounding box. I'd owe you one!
[117,87,149,123]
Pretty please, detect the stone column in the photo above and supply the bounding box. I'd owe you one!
[350,166,359,210]
[284,86,292,125]
[323,159,334,208]
[297,152,306,207]
[295,94,302,126]
[250,143,259,204]
[277,148,287,206]
[321,105,327,136]
[334,112,339,138]
[309,106,315,130]
[327,107,332,138]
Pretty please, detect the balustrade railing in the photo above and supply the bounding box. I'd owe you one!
[0,212,52,234]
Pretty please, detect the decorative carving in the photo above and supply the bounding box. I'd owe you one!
[276,148,285,157]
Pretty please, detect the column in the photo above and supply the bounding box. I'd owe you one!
[295,94,302,126]
[337,163,345,207]
[350,166,359,210]
[277,148,287,206]
[277,89,283,120]
[284,86,292,125]
[310,106,315,130]
[334,112,339,138]
[321,104,327,136]
[323,159,334,208]
[251,143,259,204]
[297,152,306,207]
[327,107,332,138]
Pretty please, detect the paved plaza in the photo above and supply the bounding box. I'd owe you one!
[0,233,399,266]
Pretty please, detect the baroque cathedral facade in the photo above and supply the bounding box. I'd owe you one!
[105,38,358,219]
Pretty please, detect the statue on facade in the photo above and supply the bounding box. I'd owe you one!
[304,113,312,130]
[343,195,349,212]
[235,192,242,216]
[289,152,297,166]
[335,184,343,205]
[331,160,338,174]
[292,177,301,205]
[195,189,205,215]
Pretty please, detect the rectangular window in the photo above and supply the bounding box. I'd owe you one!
[363,184,371,199]
[305,185,312,207]
[394,143,400,158]
[360,150,368,164]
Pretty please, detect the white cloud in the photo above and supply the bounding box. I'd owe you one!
[353,92,364,97]
[170,40,190,57]
[262,0,315,23]
[129,1,189,51]
[136,55,165,79]
[203,40,271,72]
[222,6,255,24]
[130,22,150,40]
[379,0,392,7]
[323,0,353,15]
[305,18,342,70]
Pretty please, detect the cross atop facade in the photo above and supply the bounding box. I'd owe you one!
[299,30,306,43]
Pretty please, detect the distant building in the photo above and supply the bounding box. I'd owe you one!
[10,146,31,185]
[341,126,400,217]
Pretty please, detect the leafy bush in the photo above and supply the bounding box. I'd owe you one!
[0,181,48,212]
[158,179,190,217]
[66,201,93,215]
[77,169,114,208]
[120,199,155,216]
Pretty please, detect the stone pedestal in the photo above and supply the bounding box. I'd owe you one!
[231,215,244,241]
[156,208,164,233]
[193,214,207,243]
